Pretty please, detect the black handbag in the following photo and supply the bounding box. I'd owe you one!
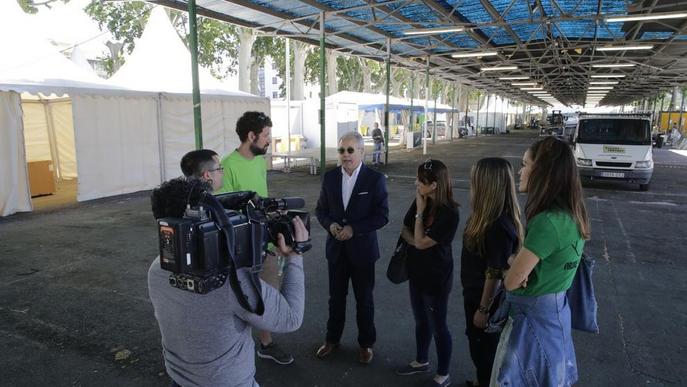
[386,236,409,284]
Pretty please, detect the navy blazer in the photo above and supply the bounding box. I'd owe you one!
[316,163,389,265]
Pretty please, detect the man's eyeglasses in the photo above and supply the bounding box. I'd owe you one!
[423,159,433,170]
[209,166,224,172]
[338,147,356,155]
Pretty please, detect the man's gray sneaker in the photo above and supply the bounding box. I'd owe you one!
[257,342,294,365]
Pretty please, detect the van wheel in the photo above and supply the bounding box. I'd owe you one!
[639,183,650,191]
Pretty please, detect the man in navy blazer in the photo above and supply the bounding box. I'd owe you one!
[315,131,389,364]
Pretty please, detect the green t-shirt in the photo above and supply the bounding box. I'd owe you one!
[513,210,585,296]
[217,150,268,196]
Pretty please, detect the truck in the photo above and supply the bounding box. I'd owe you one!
[573,113,653,191]
[540,110,565,136]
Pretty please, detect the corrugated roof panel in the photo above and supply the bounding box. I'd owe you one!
[342,8,374,23]
[384,2,441,23]
[554,20,624,40]
[243,0,315,17]
[595,23,624,40]
[489,0,530,22]
[444,34,479,49]
[478,26,514,45]
[449,1,493,24]
[511,24,547,43]
[640,32,674,40]
[402,36,454,54]
[317,0,366,10]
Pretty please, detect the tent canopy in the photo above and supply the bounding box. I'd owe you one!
[109,7,244,96]
[329,91,456,113]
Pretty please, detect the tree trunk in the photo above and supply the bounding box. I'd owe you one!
[326,49,338,96]
[238,28,256,93]
[292,41,308,100]
[359,58,372,93]
[250,58,260,95]
[391,67,402,97]
[670,85,680,111]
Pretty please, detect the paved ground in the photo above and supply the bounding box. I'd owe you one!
[1,130,686,387]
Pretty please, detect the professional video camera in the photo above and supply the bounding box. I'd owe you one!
[156,189,311,314]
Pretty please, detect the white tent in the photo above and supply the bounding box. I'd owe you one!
[0,1,163,217]
[107,7,268,180]
[0,3,267,217]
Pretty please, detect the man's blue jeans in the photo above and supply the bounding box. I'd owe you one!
[373,142,383,164]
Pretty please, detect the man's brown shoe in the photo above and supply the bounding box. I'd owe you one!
[315,342,339,359]
[359,347,374,364]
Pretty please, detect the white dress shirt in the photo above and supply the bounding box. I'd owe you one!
[341,163,362,211]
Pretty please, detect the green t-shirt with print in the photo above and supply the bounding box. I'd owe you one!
[218,150,268,197]
[513,210,585,296]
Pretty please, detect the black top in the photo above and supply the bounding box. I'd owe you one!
[403,200,460,295]
[460,214,518,292]
[372,128,384,144]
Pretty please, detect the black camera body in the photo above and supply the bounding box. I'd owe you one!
[157,191,310,298]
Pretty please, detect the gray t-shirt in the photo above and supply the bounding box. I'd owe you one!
[148,256,305,387]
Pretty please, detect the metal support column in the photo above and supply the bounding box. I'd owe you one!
[492,94,497,133]
[410,72,415,136]
[464,89,469,135]
[188,0,203,149]
[384,38,391,164]
[451,82,459,140]
[432,96,437,144]
[285,39,291,171]
[319,11,326,175]
[678,87,686,131]
[476,91,481,136]
[423,56,429,155]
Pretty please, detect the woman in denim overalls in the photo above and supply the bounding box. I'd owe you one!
[492,137,591,387]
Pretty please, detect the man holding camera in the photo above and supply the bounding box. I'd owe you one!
[218,111,295,365]
[148,149,308,387]
[315,131,389,364]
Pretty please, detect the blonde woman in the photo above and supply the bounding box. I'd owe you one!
[460,158,523,387]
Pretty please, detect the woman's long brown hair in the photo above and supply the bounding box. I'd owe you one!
[525,137,591,240]
[417,159,458,219]
[464,158,524,255]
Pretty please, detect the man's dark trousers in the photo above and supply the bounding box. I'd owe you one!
[326,244,376,347]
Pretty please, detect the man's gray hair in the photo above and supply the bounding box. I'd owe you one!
[339,131,365,149]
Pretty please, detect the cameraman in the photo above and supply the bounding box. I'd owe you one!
[148,149,308,387]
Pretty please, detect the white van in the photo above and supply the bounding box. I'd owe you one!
[573,113,653,191]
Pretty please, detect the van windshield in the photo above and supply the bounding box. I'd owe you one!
[577,119,651,145]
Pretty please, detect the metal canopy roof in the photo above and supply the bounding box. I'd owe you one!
[150,0,687,107]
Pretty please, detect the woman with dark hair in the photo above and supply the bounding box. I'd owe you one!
[491,136,590,386]
[460,158,523,387]
[396,159,460,387]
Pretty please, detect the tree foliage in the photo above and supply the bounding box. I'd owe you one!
[17,0,67,14]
